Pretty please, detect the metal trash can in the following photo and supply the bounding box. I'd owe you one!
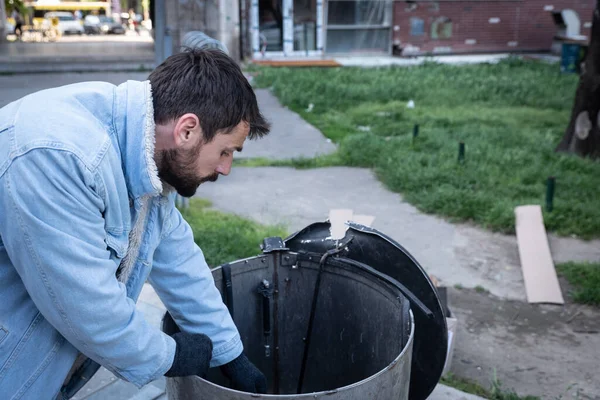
[560,39,588,74]
[163,222,447,400]
[181,31,229,54]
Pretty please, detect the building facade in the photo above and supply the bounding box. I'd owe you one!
[156,0,596,63]
[240,0,396,59]
[392,0,595,56]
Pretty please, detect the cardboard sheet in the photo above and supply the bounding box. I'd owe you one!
[515,205,564,304]
[328,209,375,239]
[328,209,353,239]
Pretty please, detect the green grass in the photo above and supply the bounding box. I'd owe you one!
[557,262,600,306]
[233,153,342,169]
[441,373,540,400]
[180,198,288,267]
[252,58,600,238]
[475,285,488,294]
[441,373,491,397]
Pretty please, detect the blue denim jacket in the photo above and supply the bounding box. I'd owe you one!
[0,80,242,399]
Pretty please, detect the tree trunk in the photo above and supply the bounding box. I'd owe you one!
[556,1,600,158]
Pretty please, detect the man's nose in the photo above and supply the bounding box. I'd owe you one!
[216,159,232,176]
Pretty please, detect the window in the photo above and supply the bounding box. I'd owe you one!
[325,0,392,54]
[327,1,387,26]
[431,16,452,39]
[410,17,424,36]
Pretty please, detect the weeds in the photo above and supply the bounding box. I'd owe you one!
[180,198,288,267]
[556,262,600,306]
[252,59,600,238]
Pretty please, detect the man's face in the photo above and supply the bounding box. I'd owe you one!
[158,121,249,197]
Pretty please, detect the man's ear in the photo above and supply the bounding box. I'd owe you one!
[173,113,202,148]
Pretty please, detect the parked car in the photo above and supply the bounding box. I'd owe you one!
[43,12,84,35]
[83,15,125,35]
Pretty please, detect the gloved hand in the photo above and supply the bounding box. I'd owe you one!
[220,353,267,393]
[165,332,213,378]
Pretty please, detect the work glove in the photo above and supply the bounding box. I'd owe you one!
[165,332,213,378]
[220,353,268,393]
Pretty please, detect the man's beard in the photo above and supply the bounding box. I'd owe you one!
[157,146,218,198]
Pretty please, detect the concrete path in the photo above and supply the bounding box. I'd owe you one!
[240,89,337,160]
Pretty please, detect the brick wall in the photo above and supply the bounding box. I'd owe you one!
[393,0,596,55]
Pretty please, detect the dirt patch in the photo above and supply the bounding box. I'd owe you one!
[448,287,600,399]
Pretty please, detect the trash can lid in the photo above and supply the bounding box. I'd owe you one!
[284,221,448,400]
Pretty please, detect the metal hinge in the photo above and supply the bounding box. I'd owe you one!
[260,237,289,253]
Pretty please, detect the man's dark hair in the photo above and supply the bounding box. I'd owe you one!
[149,48,270,142]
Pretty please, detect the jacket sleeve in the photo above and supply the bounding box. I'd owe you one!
[0,149,175,387]
[148,201,243,368]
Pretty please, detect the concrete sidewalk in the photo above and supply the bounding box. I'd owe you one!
[239,90,337,160]
[0,40,155,73]
[0,72,149,108]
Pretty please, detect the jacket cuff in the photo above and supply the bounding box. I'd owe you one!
[155,333,177,379]
[113,333,175,388]
[130,333,176,387]
[209,334,243,368]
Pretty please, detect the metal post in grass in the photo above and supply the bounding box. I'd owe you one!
[546,176,556,212]
[458,141,465,163]
[413,124,419,144]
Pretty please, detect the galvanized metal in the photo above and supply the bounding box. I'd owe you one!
[181,31,229,54]
[164,250,414,400]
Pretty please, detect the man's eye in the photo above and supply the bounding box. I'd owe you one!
[222,151,231,157]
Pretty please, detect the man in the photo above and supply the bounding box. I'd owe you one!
[0,48,270,399]
[11,9,23,39]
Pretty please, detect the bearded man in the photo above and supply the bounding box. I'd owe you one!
[0,48,270,399]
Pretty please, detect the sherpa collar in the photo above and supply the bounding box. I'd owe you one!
[113,80,162,199]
